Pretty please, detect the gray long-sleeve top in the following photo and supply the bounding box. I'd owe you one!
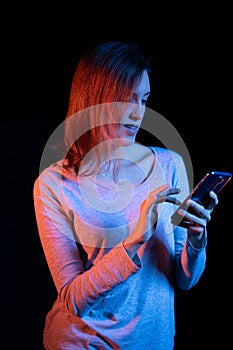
[33,147,207,349]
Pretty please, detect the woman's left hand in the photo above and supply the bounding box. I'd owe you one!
[178,191,219,238]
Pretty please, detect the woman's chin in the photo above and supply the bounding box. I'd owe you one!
[119,137,136,146]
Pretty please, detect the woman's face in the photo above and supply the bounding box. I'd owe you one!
[116,70,151,146]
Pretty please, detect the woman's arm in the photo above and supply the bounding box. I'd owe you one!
[33,173,140,317]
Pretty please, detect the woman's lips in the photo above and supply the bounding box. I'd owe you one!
[123,124,138,129]
[121,124,139,135]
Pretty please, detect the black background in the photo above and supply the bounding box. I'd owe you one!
[1,5,232,349]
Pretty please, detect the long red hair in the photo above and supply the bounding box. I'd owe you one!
[64,41,152,180]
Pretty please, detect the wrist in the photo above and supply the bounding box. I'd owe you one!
[188,227,207,249]
[122,238,144,258]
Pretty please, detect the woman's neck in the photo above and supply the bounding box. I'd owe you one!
[84,143,156,188]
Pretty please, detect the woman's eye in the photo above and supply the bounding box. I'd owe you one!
[142,99,148,106]
[126,96,149,106]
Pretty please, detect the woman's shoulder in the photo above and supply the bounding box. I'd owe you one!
[36,159,63,179]
[33,158,75,191]
[149,146,183,163]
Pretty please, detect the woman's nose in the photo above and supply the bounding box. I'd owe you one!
[129,103,145,121]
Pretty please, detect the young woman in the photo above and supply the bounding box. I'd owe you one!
[33,40,218,349]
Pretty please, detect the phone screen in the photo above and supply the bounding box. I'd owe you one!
[191,171,232,207]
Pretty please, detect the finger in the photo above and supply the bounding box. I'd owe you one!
[209,190,218,202]
[163,197,182,205]
[147,184,169,206]
[165,188,181,196]
[207,191,219,209]
[186,200,211,220]
[157,188,181,205]
[149,184,169,197]
[178,206,210,226]
[150,186,180,198]
[179,220,205,234]
[143,185,180,213]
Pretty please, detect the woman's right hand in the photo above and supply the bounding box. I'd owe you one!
[122,184,180,258]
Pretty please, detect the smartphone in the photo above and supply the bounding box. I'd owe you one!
[171,170,232,225]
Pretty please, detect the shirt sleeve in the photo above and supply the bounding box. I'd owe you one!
[167,150,207,290]
[33,169,140,317]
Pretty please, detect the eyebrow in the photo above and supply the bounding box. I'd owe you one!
[133,91,151,97]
